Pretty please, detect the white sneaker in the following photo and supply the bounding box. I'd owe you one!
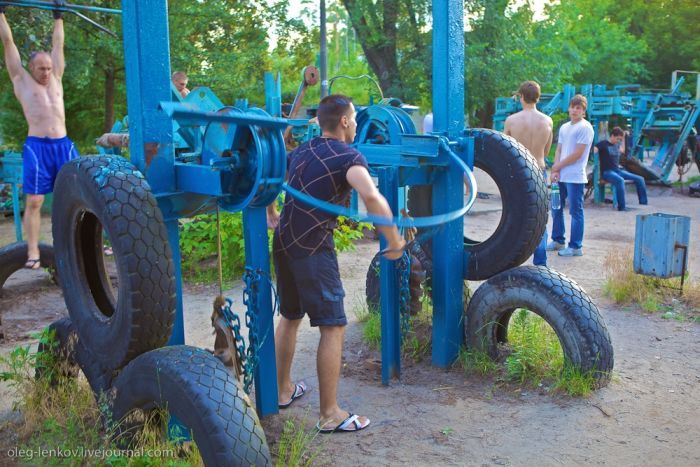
[558,247,583,257]
[546,241,565,251]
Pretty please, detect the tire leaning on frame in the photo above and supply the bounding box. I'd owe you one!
[465,266,614,387]
[110,346,272,466]
[52,156,176,371]
[407,129,548,281]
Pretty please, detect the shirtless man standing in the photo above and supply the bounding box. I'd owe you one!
[504,80,553,266]
[1,5,79,269]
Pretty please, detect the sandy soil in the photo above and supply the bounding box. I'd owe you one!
[0,169,698,466]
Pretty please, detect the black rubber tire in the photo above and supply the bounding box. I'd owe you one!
[110,346,271,467]
[35,317,114,396]
[52,156,176,371]
[365,242,431,311]
[407,129,547,280]
[0,242,57,294]
[465,266,614,386]
[35,317,80,382]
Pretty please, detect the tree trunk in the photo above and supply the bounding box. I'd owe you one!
[104,67,115,134]
[342,0,404,99]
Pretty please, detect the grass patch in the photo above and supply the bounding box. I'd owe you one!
[456,348,499,376]
[603,248,700,320]
[0,330,202,466]
[505,309,565,385]
[356,296,433,360]
[671,174,700,187]
[456,310,598,397]
[274,414,322,467]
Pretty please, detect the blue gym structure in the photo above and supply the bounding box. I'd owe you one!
[0,1,614,464]
[493,73,700,202]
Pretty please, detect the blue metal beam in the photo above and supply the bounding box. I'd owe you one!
[122,0,175,195]
[378,168,401,384]
[432,0,464,138]
[430,0,465,366]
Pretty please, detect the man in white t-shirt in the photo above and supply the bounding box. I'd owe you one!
[547,95,594,257]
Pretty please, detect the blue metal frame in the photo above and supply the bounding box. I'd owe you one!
[111,0,477,417]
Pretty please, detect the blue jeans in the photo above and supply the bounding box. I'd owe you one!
[602,168,648,211]
[551,182,585,250]
[533,168,548,266]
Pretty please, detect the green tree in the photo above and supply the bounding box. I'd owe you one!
[544,0,648,86]
[607,0,699,90]
[341,0,431,104]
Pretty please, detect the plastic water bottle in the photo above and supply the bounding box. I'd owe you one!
[551,183,561,211]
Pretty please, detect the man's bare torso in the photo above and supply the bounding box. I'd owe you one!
[505,109,552,169]
[13,71,66,138]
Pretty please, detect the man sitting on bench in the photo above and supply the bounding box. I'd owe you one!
[595,127,648,211]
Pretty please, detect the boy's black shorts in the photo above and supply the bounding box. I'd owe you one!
[273,248,346,327]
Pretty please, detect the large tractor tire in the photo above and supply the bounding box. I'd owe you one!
[111,346,271,467]
[52,156,176,371]
[35,317,114,396]
[408,129,547,281]
[465,266,613,386]
[0,242,56,293]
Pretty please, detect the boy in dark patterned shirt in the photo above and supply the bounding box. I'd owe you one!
[267,95,404,433]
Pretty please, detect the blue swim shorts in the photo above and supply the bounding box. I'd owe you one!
[23,136,80,195]
[273,247,347,327]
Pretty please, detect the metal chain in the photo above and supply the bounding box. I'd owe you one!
[219,267,279,394]
[397,251,412,344]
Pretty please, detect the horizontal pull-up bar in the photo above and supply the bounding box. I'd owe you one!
[0,0,121,16]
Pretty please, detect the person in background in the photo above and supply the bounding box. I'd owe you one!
[1,5,79,269]
[423,112,433,134]
[504,80,553,266]
[595,127,647,211]
[547,95,594,257]
[172,70,190,98]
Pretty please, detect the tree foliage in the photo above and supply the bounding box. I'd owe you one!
[0,0,697,147]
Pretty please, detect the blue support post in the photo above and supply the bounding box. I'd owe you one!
[242,207,279,417]
[265,72,283,117]
[377,168,401,384]
[430,0,465,366]
[432,0,465,139]
[121,0,175,193]
[165,219,185,346]
[121,0,184,347]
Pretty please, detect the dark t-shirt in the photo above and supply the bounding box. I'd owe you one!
[274,136,369,259]
[596,140,621,173]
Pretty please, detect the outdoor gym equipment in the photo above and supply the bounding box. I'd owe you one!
[0,0,120,36]
[493,73,700,199]
[3,0,614,464]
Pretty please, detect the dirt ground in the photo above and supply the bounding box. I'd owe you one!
[0,168,699,466]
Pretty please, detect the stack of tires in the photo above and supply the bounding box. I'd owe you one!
[42,156,271,466]
[365,128,613,385]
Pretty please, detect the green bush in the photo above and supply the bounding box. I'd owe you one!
[179,212,372,283]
